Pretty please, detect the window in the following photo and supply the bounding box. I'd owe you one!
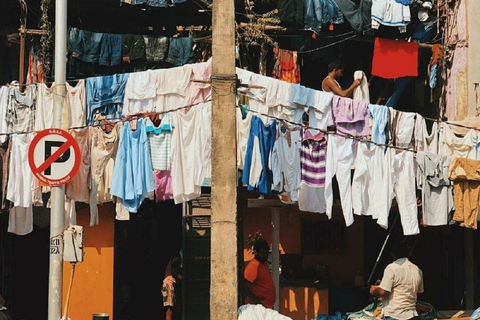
[302,219,346,253]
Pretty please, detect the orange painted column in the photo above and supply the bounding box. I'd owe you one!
[63,204,115,319]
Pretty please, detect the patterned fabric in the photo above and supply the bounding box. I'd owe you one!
[300,129,327,187]
[272,49,301,84]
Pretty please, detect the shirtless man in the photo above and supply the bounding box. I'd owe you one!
[322,60,361,97]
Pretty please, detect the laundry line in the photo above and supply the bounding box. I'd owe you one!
[0,99,211,137]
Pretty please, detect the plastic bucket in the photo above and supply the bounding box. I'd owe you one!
[92,313,109,320]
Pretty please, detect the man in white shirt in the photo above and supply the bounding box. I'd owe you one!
[369,240,424,320]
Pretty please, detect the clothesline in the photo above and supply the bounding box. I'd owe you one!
[237,105,417,154]
[0,99,211,136]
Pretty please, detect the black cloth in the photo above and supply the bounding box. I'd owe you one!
[333,0,372,33]
[122,34,146,62]
[277,0,304,29]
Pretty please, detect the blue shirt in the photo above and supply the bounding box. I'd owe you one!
[242,116,277,195]
[110,118,155,212]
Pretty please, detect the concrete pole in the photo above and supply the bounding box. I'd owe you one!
[48,1,67,319]
[271,209,280,311]
[210,0,238,316]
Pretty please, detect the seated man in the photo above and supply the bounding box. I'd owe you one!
[370,240,424,320]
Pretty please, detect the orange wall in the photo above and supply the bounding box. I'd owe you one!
[243,207,365,286]
[63,204,115,319]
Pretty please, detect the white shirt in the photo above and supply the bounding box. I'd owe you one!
[237,107,252,170]
[439,123,477,159]
[67,80,86,128]
[380,258,424,320]
[35,83,54,131]
[0,86,9,142]
[123,70,157,115]
[171,102,212,204]
[145,115,173,171]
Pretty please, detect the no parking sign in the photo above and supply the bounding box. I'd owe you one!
[28,129,81,186]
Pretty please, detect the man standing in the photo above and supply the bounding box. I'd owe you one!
[244,238,276,309]
[369,240,424,320]
[322,60,362,97]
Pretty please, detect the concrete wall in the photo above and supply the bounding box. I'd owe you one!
[62,204,114,320]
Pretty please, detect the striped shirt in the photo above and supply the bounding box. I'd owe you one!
[300,129,327,187]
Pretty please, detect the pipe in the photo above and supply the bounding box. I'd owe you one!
[48,0,67,319]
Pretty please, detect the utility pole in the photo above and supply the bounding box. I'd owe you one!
[210,0,238,317]
[48,0,67,319]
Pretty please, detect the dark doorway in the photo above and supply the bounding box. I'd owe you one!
[113,199,182,320]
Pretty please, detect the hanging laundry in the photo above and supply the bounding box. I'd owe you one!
[145,114,173,171]
[122,34,146,68]
[90,124,121,226]
[372,38,419,79]
[448,157,480,229]
[110,118,155,213]
[35,83,54,131]
[0,143,11,212]
[278,0,304,28]
[352,142,392,224]
[6,85,36,134]
[332,0,372,33]
[154,170,173,202]
[166,37,195,67]
[66,128,91,203]
[414,116,439,153]
[371,0,411,32]
[171,102,212,203]
[304,0,344,32]
[237,106,253,170]
[184,59,212,106]
[325,134,356,226]
[387,108,416,148]
[368,104,389,144]
[292,84,333,131]
[298,129,328,213]
[352,70,370,103]
[67,80,87,128]
[86,73,129,125]
[99,34,123,67]
[26,44,44,84]
[0,86,9,143]
[143,36,169,62]
[391,150,420,235]
[67,28,104,64]
[272,49,301,84]
[272,124,302,201]
[155,65,193,112]
[123,70,157,115]
[6,133,42,235]
[242,116,277,195]
[439,123,477,160]
[331,95,369,137]
[416,151,453,226]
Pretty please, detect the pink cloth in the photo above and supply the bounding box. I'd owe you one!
[331,96,369,137]
[155,170,173,202]
[184,58,212,105]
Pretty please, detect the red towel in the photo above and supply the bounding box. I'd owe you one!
[371,37,419,79]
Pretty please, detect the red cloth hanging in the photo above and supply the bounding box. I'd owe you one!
[371,37,419,79]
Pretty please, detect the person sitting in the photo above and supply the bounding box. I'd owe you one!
[244,238,276,309]
[369,240,424,320]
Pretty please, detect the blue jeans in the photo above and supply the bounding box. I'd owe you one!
[99,34,122,66]
[304,0,343,32]
[166,37,194,66]
[386,77,411,108]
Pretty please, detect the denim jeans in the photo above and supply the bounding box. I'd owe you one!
[166,37,194,67]
[304,0,343,32]
[386,76,411,108]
